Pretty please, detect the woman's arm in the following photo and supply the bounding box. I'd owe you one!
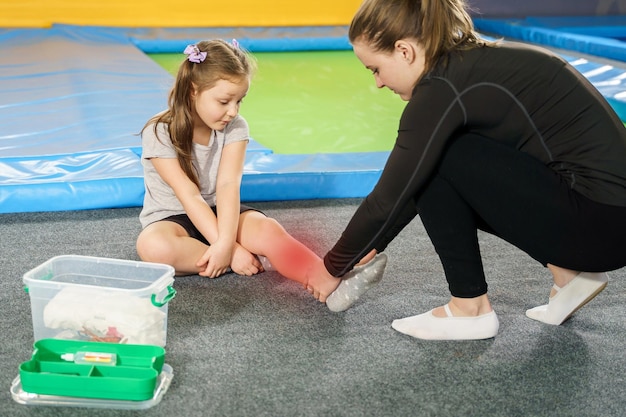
[324,79,466,276]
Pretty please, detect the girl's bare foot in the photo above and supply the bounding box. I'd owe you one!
[306,272,341,303]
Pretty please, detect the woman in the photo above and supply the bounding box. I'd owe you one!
[321,0,626,340]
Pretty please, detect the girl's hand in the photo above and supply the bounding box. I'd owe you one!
[230,244,263,276]
[196,242,232,278]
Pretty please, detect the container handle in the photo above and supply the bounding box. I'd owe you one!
[151,285,176,308]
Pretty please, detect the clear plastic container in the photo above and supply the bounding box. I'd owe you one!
[23,255,175,347]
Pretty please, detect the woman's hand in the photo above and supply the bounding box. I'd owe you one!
[356,249,377,266]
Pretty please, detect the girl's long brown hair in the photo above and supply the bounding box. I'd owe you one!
[143,39,255,187]
[349,0,486,73]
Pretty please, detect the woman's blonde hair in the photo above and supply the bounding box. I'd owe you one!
[145,39,256,187]
[349,0,485,73]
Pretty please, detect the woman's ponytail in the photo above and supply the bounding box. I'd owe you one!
[349,0,483,72]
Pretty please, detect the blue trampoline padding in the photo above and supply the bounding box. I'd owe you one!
[3,24,626,213]
[474,16,626,62]
[125,26,352,53]
[0,151,145,212]
[0,25,377,214]
[0,149,384,212]
[0,25,170,213]
[0,26,171,158]
[241,152,387,201]
[57,25,352,53]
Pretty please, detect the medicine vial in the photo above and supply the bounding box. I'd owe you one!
[61,351,117,366]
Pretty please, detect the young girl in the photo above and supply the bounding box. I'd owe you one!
[136,40,387,311]
[322,0,626,339]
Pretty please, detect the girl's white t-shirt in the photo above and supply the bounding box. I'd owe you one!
[139,114,249,228]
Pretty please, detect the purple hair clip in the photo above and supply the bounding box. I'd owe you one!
[231,39,240,49]
[184,44,207,64]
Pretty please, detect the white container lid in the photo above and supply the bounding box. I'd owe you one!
[23,255,175,300]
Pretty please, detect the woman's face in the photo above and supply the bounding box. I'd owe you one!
[352,39,425,101]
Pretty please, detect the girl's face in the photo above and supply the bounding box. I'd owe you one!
[192,77,250,133]
[352,39,425,101]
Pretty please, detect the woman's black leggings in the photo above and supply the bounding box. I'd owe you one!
[416,134,626,298]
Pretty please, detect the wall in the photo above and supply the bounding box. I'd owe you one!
[0,0,362,28]
[2,0,625,29]
[468,0,626,17]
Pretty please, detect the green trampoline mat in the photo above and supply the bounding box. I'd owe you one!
[149,51,405,154]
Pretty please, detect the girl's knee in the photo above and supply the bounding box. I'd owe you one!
[242,212,284,235]
[259,216,287,236]
[136,232,176,264]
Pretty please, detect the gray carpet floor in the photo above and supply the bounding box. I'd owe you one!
[1,199,624,417]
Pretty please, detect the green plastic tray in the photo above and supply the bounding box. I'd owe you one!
[19,339,165,401]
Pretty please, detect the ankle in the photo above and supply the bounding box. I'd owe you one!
[452,294,492,316]
[547,264,579,289]
[433,295,492,317]
[306,263,339,290]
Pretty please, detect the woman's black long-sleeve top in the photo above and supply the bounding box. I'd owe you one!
[324,41,626,277]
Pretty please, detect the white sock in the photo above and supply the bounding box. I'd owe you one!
[326,253,388,312]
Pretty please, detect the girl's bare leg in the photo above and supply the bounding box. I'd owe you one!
[138,212,386,308]
[137,221,208,276]
[236,211,340,301]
